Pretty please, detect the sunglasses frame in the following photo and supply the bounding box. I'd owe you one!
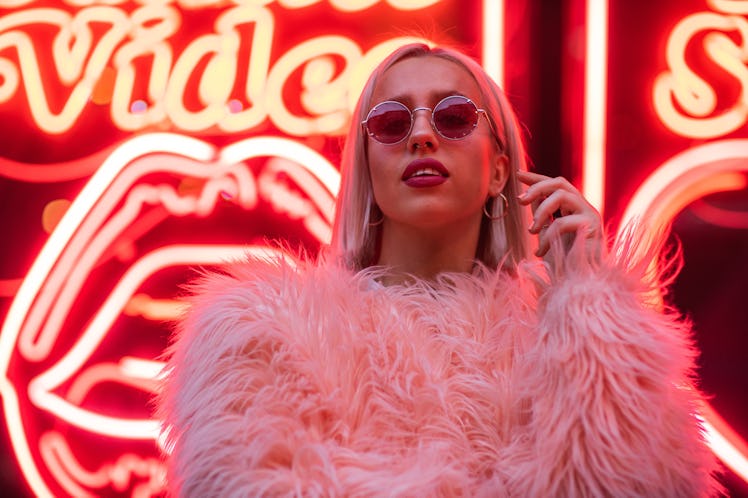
[361,95,500,147]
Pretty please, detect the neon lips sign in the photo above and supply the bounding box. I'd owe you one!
[0,1,487,495]
[0,133,340,496]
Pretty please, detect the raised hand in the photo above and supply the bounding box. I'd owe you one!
[516,170,603,260]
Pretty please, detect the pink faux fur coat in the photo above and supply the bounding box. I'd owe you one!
[157,235,722,497]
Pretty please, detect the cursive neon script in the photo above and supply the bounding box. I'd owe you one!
[0,1,433,135]
[653,0,748,138]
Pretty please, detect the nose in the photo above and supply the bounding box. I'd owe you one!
[407,107,438,152]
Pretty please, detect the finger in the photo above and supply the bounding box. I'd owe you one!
[535,214,602,257]
[516,171,549,206]
[516,170,550,186]
[529,190,587,233]
[518,175,578,206]
[534,214,588,256]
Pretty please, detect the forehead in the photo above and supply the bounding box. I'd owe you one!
[371,55,481,105]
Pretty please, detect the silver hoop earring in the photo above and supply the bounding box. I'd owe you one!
[483,193,509,221]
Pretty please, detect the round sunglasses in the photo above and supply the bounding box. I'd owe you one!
[361,95,498,145]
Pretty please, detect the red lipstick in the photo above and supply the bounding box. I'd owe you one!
[401,158,449,188]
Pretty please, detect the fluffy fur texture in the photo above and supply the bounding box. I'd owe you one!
[156,232,722,497]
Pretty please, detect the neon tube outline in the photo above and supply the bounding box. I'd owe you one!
[0,133,339,497]
[620,140,748,483]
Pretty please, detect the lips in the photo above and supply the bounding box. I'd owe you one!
[402,158,449,187]
[0,133,339,497]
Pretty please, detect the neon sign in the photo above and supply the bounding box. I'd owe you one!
[653,0,748,139]
[0,1,496,495]
[2,0,746,495]
[0,133,340,496]
[601,0,748,483]
[0,1,434,135]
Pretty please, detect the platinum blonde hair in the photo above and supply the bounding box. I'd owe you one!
[330,43,531,271]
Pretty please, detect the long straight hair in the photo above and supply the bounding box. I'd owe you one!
[330,44,532,271]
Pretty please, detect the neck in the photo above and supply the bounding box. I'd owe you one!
[376,216,482,285]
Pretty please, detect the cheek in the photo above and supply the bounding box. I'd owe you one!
[367,146,398,181]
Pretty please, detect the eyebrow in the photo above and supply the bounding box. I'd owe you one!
[386,90,467,107]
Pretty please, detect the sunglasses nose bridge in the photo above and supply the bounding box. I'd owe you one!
[409,106,437,137]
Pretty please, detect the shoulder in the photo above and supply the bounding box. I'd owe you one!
[179,253,364,323]
[162,252,368,387]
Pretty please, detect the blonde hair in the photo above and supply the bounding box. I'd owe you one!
[330,43,531,271]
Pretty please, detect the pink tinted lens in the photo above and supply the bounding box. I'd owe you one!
[433,96,479,139]
[366,102,411,144]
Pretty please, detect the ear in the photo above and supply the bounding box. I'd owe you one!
[487,153,508,197]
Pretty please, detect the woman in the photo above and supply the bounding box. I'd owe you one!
[157,44,721,496]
